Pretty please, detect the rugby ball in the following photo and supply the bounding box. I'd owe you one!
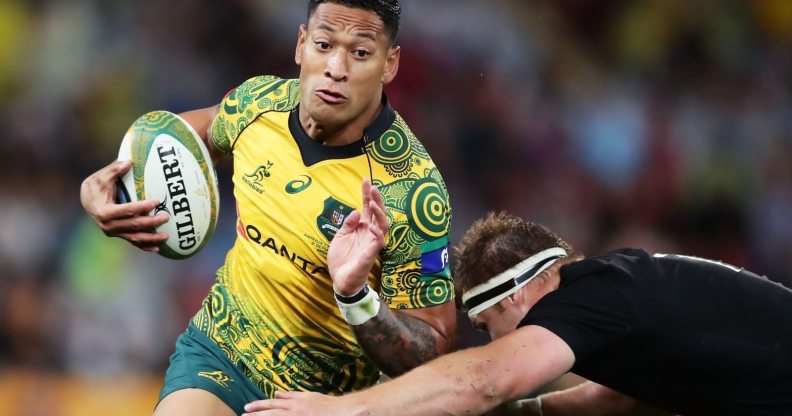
[116,111,219,259]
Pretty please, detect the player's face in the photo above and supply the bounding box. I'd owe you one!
[296,3,400,129]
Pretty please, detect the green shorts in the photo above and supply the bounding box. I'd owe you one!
[159,324,267,414]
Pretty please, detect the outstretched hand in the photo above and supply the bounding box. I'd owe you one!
[80,159,169,252]
[242,391,350,416]
[327,179,390,296]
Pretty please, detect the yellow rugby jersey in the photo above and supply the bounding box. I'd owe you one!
[191,75,453,397]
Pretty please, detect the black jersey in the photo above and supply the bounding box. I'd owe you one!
[519,248,792,415]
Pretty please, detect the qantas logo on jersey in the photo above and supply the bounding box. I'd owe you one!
[242,161,274,194]
[317,197,354,241]
[242,223,329,277]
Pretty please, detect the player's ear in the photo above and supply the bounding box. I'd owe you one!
[513,287,528,306]
[295,24,307,66]
[382,45,400,84]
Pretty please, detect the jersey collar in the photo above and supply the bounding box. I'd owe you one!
[289,94,396,166]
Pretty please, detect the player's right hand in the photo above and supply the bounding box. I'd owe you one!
[327,179,390,296]
[80,159,170,252]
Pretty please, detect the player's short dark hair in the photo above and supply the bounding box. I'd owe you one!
[307,0,401,44]
[453,212,577,304]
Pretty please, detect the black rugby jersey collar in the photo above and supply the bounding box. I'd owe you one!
[289,94,396,167]
[559,248,648,282]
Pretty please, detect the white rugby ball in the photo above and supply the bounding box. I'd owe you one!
[116,111,219,259]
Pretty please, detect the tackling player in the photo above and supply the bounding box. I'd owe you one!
[244,212,792,415]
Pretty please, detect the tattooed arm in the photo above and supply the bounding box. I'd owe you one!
[353,301,456,376]
[327,179,457,376]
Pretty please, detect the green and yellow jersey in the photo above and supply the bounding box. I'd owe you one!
[191,75,453,397]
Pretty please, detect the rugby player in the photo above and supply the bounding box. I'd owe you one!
[79,1,456,415]
[244,212,792,415]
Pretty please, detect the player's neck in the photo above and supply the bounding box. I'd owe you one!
[300,99,383,147]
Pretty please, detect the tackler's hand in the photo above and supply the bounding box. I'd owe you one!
[327,178,390,296]
[80,159,169,252]
[243,391,351,416]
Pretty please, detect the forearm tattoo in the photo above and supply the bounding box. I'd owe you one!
[352,305,439,377]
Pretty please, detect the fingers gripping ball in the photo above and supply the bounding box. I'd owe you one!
[116,111,219,259]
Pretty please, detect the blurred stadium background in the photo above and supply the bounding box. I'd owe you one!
[1,0,790,414]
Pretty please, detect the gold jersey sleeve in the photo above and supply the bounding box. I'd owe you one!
[368,116,453,309]
[210,75,300,154]
[193,75,453,397]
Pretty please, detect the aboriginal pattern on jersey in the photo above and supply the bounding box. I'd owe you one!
[196,75,453,396]
[372,115,453,309]
[211,76,300,153]
[192,268,380,396]
[368,115,430,178]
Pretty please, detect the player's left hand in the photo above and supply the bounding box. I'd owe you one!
[327,178,390,296]
[242,391,348,416]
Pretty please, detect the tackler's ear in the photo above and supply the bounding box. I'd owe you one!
[512,287,528,306]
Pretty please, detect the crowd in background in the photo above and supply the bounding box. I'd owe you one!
[0,0,790,412]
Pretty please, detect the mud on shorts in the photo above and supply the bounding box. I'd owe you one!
[158,324,267,415]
